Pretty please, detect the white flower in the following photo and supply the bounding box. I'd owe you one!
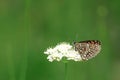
[44,42,82,62]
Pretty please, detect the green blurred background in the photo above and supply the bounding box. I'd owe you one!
[0,0,120,80]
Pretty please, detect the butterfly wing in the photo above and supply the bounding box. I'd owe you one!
[74,40,101,60]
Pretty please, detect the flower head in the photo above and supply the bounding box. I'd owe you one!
[44,42,82,62]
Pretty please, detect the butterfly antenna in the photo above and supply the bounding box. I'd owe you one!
[72,33,79,46]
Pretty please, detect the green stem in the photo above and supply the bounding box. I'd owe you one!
[19,0,31,80]
[65,62,68,80]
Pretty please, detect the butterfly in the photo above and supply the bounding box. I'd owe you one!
[74,40,101,60]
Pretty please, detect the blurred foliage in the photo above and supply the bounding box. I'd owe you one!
[0,0,120,80]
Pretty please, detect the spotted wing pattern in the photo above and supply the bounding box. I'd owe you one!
[74,40,101,60]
